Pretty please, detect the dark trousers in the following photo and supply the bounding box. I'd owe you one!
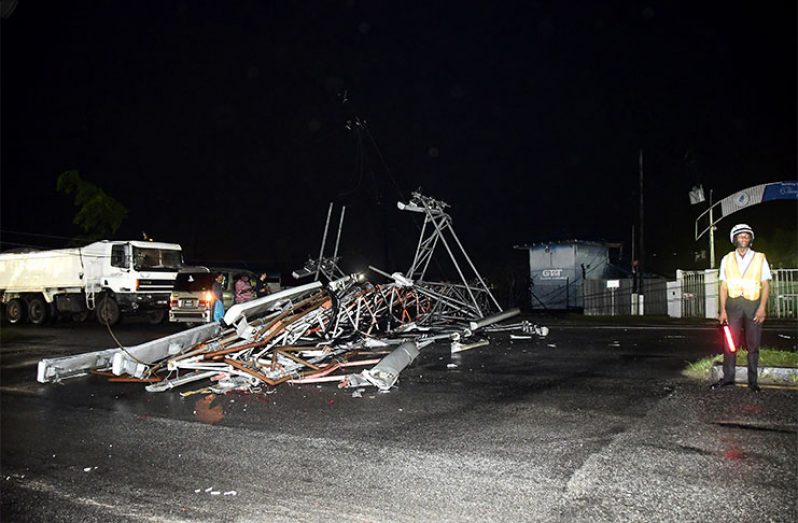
[722,297,762,386]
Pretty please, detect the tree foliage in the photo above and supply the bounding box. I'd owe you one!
[756,228,798,268]
[56,169,128,242]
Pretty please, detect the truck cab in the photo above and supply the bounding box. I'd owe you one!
[86,241,183,324]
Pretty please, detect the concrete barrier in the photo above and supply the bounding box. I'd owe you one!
[710,364,798,386]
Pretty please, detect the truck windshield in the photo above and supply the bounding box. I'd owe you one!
[174,272,214,292]
[133,248,183,271]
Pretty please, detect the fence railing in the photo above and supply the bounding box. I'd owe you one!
[770,269,798,319]
[680,270,707,319]
[583,269,797,319]
[584,278,667,316]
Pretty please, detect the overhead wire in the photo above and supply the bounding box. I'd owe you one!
[0,229,79,242]
[338,121,367,198]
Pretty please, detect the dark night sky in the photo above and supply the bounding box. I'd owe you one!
[1,1,796,278]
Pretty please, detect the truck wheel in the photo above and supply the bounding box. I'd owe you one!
[6,299,26,324]
[28,297,49,325]
[147,310,166,324]
[96,297,121,326]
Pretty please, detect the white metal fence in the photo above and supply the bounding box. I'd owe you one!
[680,270,707,319]
[583,278,668,316]
[770,269,798,319]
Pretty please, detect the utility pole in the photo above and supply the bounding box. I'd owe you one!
[631,224,635,284]
[631,223,636,315]
[708,189,715,268]
[638,149,645,315]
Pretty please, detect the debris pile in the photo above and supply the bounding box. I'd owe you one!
[37,193,548,394]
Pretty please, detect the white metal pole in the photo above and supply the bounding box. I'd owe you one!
[315,203,334,281]
[638,149,644,316]
[708,189,715,269]
[332,206,346,265]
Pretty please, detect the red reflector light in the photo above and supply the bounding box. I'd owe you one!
[198,291,214,307]
[722,322,736,353]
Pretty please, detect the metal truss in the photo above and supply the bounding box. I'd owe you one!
[397,192,501,320]
[292,203,347,282]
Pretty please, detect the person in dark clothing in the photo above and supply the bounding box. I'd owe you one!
[255,272,271,298]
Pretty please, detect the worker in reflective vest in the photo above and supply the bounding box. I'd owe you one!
[712,224,771,392]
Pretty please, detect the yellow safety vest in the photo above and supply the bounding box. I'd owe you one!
[723,251,765,301]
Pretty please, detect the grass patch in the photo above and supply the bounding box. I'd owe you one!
[685,347,798,381]
[684,354,723,380]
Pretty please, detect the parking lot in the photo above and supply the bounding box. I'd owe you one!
[1,318,796,522]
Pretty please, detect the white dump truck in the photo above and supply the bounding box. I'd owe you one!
[0,240,183,325]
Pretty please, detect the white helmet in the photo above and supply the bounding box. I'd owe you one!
[729,223,754,244]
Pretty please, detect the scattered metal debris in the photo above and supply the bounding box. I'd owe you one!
[341,341,420,391]
[451,339,490,354]
[36,194,549,395]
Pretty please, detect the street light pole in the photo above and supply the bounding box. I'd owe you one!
[689,184,715,269]
[708,189,715,269]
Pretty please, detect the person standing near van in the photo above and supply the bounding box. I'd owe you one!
[255,272,271,298]
[712,224,771,393]
[212,273,226,322]
[234,273,254,304]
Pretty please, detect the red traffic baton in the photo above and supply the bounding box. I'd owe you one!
[721,320,736,353]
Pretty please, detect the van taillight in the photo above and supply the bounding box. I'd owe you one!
[199,291,214,306]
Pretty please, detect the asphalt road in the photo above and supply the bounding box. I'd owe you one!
[1,317,796,522]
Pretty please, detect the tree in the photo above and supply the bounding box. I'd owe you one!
[757,227,798,268]
[56,170,128,242]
